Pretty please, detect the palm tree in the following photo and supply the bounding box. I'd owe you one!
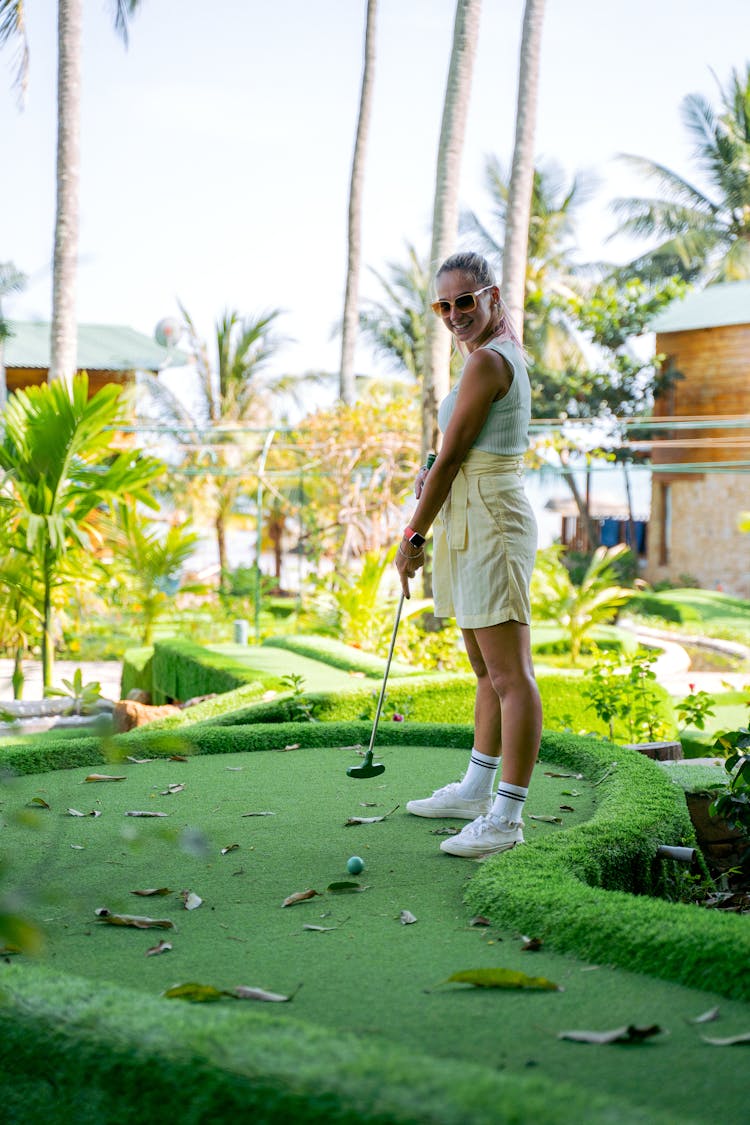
[611,65,750,284]
[0,1,143,384]
[140,305,287,588]
[501,0,547,339]
[339,0,377,406]
[0,372,162,687]
[0,260,27,412]
[421,0,482,457]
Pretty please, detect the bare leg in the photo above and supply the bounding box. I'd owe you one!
[471,621,542,787]
[461,628,502,759]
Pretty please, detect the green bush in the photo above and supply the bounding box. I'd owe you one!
[628,593,702,625]
[120,646,154,697]
[262,633,417,677]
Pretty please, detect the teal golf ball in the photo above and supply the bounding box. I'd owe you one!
[347,855,365,875]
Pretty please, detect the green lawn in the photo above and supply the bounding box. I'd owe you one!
[2,744,747,1124]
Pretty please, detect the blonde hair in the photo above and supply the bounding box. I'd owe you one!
[436,251,522,350]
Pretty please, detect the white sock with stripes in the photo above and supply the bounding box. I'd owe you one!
[490,782,528,826]
[456,749,498,799]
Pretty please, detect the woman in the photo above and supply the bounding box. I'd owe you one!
[396,251,542,858]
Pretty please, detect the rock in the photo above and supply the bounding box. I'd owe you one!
[126,689,152,704]
[113,700,181,733]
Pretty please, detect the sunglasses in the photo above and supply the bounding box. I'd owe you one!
[430,284,494,317]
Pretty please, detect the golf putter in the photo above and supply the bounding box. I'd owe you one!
[347,592,405,779]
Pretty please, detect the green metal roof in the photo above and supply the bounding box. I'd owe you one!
[649,281,750,333]
[4,321,189,372]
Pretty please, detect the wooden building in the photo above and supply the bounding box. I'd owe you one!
[2,321,186,397]
[644,281,750,596]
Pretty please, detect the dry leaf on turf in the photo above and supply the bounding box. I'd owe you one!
[559,805,575,812]
[281,889,320,908]
[240,810,275,817]
[439,968,561,991]
[146,940,172,956]
[28,797,50,809]
[399,910,417,925]
[126,757,155,764]
[163,982,227,1002]
[131,888,171,897]
[303,924,337,932]
[521,936,543,951]
[544,771,583,779]
[529,814,563,824]
[327,881,367,894]
[558,1025,663,1044]
[169,754,189,762]
[66,808,101,818]
[701,1031,750,1046]
[221,844,240,855]
[160,783,185,795]
[233,984,302,1002]
[125,810,169,818]
[687,1006,720,1024]
[181,891,202,910]
[561,789,581,797]
[95,909,173,930]
[275,743,300,752]
[345,803,399,825]
[85,774,126,782]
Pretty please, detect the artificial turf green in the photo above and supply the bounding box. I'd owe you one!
[1,745,747,1124]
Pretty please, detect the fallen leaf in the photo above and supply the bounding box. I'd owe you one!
[240,810,276,817]
[561,789,581,797]
[281,889,320,908]
[544,772,583,780]
[345,803,399,826]
[701,1031,750,1046]
[529,814,563,824]
[85,774,126,782]
[181,890,202,910]
[326,881,367,894]
[233,983,302,1002]
[469,915,491,927]
[70,844,84,850]
[28,797,50,809]
[126,757,155,764]
[125,810,169,817]
[169,754,189,762]
[439,968,561,991]
[359,802,378,807]
[274,743,300,752]
[131,888,171,897]
[559,1025,663,1044]
[687,1006,720,1025]
[66,808,100,818]
[160,783,185,795]
[95,909,173,930]
[221,844,240,855]
[399,910,417,925]
[146,940,172,956]
[521,936,543,951]
[163,982,226,1002]
[225,766,243,771]
[302,924,337,932]
[559,805,575,813]
[430,827,459,836]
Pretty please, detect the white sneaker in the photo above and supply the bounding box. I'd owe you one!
[439,815,524,857]
[406,782,491,820]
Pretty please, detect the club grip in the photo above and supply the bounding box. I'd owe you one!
[425,452,436,471]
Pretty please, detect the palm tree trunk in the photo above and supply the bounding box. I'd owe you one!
[216,509,228,591]
[42,565,54,690]
[421,0,482,458]
[501,0,546,341]
[339,0,378,405]
[50,0,82,385]
[12,644,24,700]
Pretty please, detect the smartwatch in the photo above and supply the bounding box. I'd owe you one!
[404,525,426,548]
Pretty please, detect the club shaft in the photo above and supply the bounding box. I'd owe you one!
[367,593,404,757]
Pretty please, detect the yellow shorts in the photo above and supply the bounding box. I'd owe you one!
[432,448,537,629]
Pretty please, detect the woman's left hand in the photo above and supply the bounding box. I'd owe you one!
[395,540,424,599]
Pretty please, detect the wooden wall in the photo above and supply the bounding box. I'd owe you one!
[6,368,134,396]
[653,323,750,465]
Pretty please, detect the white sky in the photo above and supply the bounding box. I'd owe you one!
[1,0,748,386]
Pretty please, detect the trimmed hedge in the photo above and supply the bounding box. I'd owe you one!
[150,639,280,703]
[120,646,153,698]
[262,633,418,678]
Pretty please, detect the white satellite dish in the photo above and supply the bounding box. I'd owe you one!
[154,317,183,348]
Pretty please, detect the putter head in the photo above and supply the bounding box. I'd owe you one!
[346,751,385,779]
